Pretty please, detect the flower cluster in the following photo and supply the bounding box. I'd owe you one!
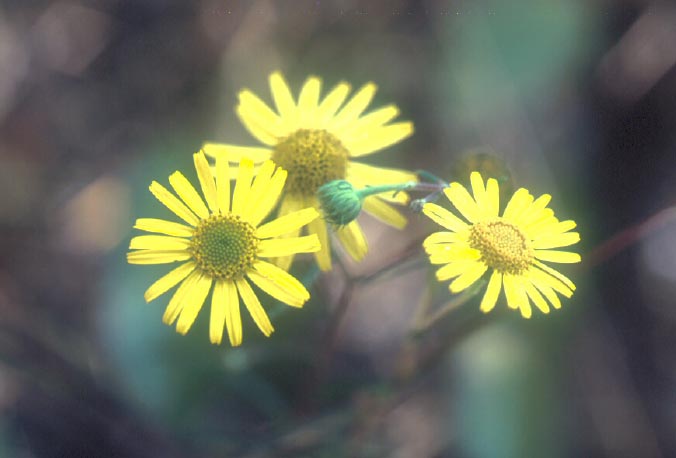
[128,72,581,346]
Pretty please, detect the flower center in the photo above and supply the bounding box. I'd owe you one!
[468,220,533,275]
[271,129,349,197]
[189,214,259,280]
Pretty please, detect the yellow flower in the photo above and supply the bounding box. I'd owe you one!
[422,172,581,318]
[203,72,415,270]
[127,151,321,346]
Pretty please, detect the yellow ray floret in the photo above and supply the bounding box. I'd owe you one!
[203,71,417,270]
[422,171,581,318]
[127,150,321,346]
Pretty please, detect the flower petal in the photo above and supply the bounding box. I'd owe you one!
[317,82,351,126]
[362,197,407,229]
[149,181,199,226]
[422,203,468,232]
[175,275,212,335]
[162,270,202,325]
[129,235,191,251]
[144,261,196,303]
[257,207,319,239]
[232,158,254,217]
[134,218,193,237]
[169,171,210,219]
[193,151,218,213]
[127,250,191,265]
[336,221,368,262]
[202,143,272,163]
[449,262,487,293]
[235,277,274,336]
[534,250,581,264]
[258,235,321,258]
[269,71,296,120]
[345,122,414,157]
[329,82,377,131]
[249,260,311,308]
[532,232,580,249]
[480,271,502,313]
[443,183,482,223]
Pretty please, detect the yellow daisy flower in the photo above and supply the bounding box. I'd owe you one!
[203,72,416,270]
[127,151,321,346]
[422,172,581,318]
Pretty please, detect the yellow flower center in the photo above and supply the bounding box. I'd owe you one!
[468,220,533,275]
[271,129,349,197]
[190,214,259,280]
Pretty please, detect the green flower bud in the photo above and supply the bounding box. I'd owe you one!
[317,180,363,227]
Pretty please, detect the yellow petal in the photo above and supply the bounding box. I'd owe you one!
[257,207,319,239]
[162,270,201,325]
[534,250,581,264]
[238,89,287,137]
[258,234,321,258]
[485,178,500,218]
[469,172,487,215]
[175,275,212,335]
[232,158,254,217]
[271,197,305,271]
[532,232,580,250]
[449,262,487,293]
[502,188,533,222]
[422,203,468,232]
[169,171,209,219]
[235,104,278,146]
[224,281,242,346]
[362,197,407,229]
[129,235,191,251]
[308,205,332,271]
[249,261,310,308]
[149,181,199,226]
[436,260,481,281]
[530,276,562,309]
[533,260,576,291]
[480,271,502,313]
[248,166,287,226]
[524,281,549,314]
[269,71,296,120]
[297,76,321,126]
[345,122,414,157]
[423,231,468,249]
[202,143,272,163]
[502,274,520,310]
[443,183,482,223]
[210,280,242,346]
[347,162,416,204]
[336,221,368,262]
[336,104,400,137]
[134,218,193,237]
[317,82,351,126]
[529,267,573,298]
[127,250,191,265]
[193,151,218,213]
[144,262,196,303]
[235,277,274,336]
[329,82,377,131]
[215,155,231,213]
[516,194,552,226]
[427,245,480,264]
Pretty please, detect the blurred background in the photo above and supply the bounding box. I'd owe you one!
[1,0,675,456]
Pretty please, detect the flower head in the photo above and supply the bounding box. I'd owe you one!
[422,172,581,318]
[127,151,321,346]
[203,72,416,270]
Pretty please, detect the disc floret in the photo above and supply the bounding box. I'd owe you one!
[190,214,259,280]
[469,219,533,275]
[271,129,349,197]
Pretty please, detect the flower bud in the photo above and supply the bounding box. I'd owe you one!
[317,180,363,227]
